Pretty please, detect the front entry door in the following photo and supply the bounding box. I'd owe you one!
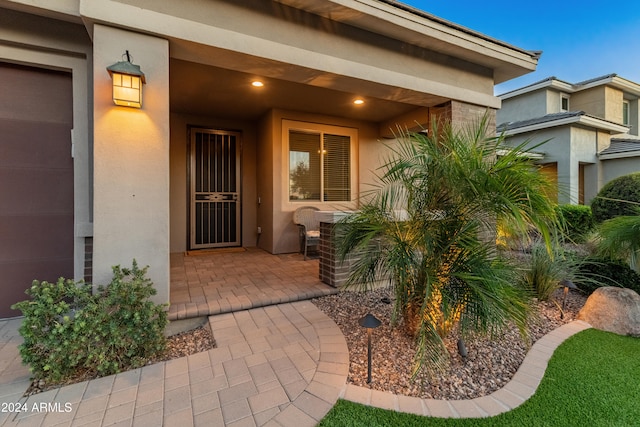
[190,129,241,249]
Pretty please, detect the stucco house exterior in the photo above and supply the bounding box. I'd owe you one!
[497,74,640,205]
[0,0,540,318]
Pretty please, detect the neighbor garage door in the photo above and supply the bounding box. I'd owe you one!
[0,63,74,318]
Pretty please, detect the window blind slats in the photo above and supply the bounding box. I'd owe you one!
[323,133,350,201]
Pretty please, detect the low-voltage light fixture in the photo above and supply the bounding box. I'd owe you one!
[107,50,146,108]
[353,98,364,105]
[359,313,381,384]
[559,279,577,319]
[251,80,264,87]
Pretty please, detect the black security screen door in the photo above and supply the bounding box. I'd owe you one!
[190,129,241,249]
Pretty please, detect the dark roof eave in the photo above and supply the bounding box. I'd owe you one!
[498,111,629,134]
[377,0,540,60]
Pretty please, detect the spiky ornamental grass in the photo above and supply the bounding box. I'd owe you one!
[335,114,560,378]
[596,213,640,272]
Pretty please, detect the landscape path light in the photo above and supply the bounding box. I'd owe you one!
[560,279,578,319]
[359,313,381,384]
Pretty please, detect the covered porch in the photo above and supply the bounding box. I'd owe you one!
[168,248,337,320]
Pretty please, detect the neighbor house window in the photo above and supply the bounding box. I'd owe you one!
[623,100,630,126]
[560,94,570,112]
[286,121,356,202]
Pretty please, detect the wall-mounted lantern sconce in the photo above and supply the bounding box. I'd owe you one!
[106,51,146,108]
[359,313,381,384]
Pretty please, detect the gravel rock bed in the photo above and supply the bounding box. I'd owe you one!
[312,287,586,400]
[155,324,215,362]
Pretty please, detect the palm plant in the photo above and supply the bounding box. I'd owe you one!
[596,213,640,272]
[335,115,560,377]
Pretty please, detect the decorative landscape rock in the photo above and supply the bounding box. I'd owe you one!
[578,287,640,337]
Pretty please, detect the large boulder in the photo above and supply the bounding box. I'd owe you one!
[578,287,640,336]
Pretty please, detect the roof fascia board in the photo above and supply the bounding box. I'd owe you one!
[500,79,573,100]
[610,76,640,97]
[0,0,81,23]
[503,115,629,136]
[503,75,640,100]
[576,76,640,97]
[579,115,629,133]
[599,151,640,160]
[274,0,538,81]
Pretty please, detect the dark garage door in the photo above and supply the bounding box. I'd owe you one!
[0,63,74,318]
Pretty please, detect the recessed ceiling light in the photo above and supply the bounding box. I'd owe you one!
[353,99,364,105]
[251,81,264,87]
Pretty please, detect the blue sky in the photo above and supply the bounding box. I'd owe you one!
[401,0,640,95]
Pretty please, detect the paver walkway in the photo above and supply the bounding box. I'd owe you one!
[0,304,591,426]
[0,302,348,427]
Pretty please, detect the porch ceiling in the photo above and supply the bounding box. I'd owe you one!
[169,58,431,122]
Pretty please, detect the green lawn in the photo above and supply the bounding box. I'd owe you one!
[319,329,640,426]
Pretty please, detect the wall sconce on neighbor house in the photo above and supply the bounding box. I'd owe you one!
[106,51,146,108]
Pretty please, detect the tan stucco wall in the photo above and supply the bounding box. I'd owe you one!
[257,109,381,254]
[571,86,606,118]
[92,25,170,303]
[571,86,624,123]
[256,111,276,253]
[169,113,258,253]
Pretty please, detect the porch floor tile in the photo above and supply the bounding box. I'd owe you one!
[169,248,337,321]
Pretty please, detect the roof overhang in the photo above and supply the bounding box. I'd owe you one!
[499,77,573,100]
[274,0,539,84]
[500,74,640,100]
[501,114,629,136]
[578,75,640,98]
[599,137,640,160]
[599,150,640,160]
[1,0,540,88]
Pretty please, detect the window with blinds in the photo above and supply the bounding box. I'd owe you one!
[289,128,351,202]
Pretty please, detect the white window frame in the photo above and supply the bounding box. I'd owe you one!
[283,119,358,208]
[560,93,570,112]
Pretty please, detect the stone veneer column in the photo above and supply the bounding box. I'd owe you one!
[319,221,352,287]
[318,211,361,288]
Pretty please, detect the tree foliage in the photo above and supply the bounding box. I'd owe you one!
[591,173,640,223]
[335,115,560,376]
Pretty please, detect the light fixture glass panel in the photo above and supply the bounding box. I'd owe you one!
[112,73,142,108]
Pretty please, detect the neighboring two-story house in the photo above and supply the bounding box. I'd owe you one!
[497,74,640,205]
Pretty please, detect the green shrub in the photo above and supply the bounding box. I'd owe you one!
[591,173,640,223]
[577,257,640,295]
[556,204,595,242]
[11,261,167,383]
